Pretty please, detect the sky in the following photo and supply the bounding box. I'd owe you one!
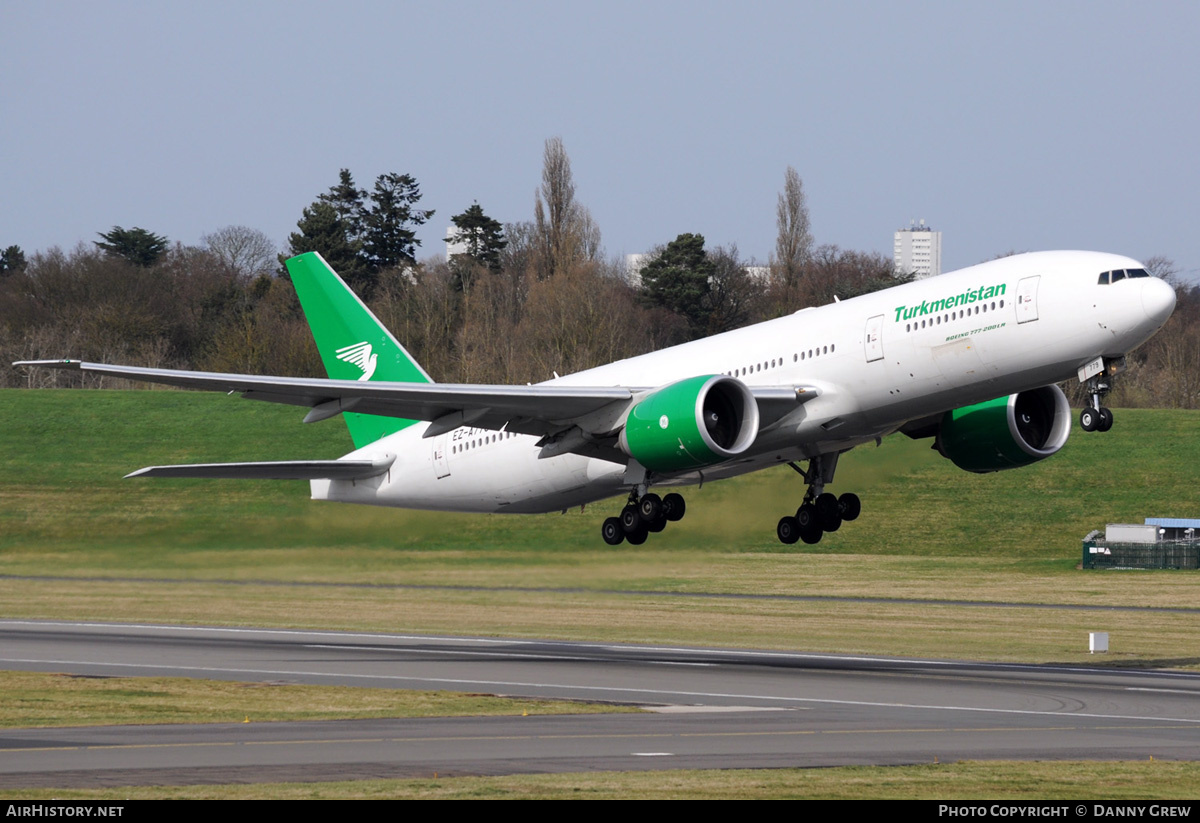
[4,1,1198,278]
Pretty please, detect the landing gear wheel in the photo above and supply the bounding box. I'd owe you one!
[782,455,857,546]
[814,492,842,532]
[620,504,641,533]
[625,525,649,545]
[638,493,662,522]
[1080,407,1098,432]
[838,492,861,522]
[601,517,625,546]
[646,514,667,533]
[777,516,800,545]
[663,493,686,522]
[1097,407,1114,432]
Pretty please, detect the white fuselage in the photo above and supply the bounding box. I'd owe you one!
[312,251,1175,514]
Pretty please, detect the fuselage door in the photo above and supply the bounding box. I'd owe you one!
[432,435,450,479]
[1016,276,1040,324]
[865,314,885,362]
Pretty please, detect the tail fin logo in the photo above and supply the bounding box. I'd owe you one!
[335,341,378,381]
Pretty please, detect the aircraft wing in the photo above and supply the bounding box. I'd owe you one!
[15,359,634,433]
[14,359,819,442]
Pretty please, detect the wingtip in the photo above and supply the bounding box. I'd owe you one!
[11,359,82,369]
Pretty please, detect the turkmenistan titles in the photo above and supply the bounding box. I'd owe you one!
[894,283,1008,322]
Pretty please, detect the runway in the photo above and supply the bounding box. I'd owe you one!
[3,620,1200,787]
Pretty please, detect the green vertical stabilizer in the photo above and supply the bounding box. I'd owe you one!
[285,252,432,448]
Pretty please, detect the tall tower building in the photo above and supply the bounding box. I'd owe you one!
[894,220,942,278]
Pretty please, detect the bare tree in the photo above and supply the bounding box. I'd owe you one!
[519,261,651,380]
[533,137,601,278]
[771,166,813,289]
[1144,255,1180,284]
[706,244,765,334]
[201,225,279,281]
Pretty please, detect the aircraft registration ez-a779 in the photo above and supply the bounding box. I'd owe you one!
[17,250,1176,546]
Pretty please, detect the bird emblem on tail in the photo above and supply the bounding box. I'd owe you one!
[335,341,377,381]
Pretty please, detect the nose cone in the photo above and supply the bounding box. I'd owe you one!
[1142,277,1176,326]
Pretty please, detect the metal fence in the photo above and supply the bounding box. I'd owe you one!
[1082,540,1200,570]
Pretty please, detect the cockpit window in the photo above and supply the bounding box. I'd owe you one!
[1098,268,1150,285]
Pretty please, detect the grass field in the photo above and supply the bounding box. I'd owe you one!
[5,388,1200,561]
[1,761,1198,800]
[0,670,629,728]
[4,389,1200,660]
[3,388,1200,797]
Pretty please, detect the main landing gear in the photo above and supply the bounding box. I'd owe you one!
[1079,374,1114,433]
[601,489,687,545]
[776,454,861,546]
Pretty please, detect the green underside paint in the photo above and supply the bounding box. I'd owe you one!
[939,394,1039,473]
[623,375,722,472]
[286,252,430,449]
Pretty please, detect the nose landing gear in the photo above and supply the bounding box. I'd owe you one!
[1079,358,1124,433]
[1079,402,1113,433]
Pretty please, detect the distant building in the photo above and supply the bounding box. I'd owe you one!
[445,226,467,259]
[624,253,651,285]
[1082,517,1200,569]
[894,220,942,278]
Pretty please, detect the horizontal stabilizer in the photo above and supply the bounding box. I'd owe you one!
[125,456,395,481]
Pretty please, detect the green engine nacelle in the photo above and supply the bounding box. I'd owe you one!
[936,385,1071,473]
[619,375,760,472]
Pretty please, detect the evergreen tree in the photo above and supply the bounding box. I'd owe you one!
[361,172,434,272]
[639,233,715,337]
[318,169,366,241]
[284,169,433,295]
[95,226,168,267]
[0,245,27,275]
[285,201,367,287]
[448,203,507,273]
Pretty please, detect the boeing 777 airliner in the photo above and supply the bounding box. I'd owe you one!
[16,249,1176,546]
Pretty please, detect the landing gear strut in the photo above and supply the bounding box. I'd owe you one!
[602,488,686,546]
[776,454,861,546]
[1080,374,1114,433]
[1079,357,1125,433]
